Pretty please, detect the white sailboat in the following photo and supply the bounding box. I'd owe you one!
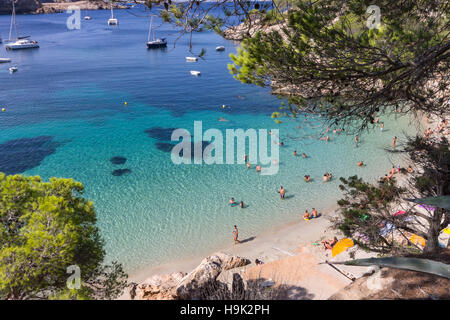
[107,2,118,25]
[5,0,39,50]
[146,15,167,49]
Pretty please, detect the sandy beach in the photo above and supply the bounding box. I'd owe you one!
[122,203,378,299]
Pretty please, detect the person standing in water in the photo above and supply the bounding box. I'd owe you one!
[354,135,359,147]
[393,136,397,149]
[278,186,286,199]
[233,225,239,245]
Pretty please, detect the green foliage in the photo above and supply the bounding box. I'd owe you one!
[227,0,449,130]
[0,174,128,300]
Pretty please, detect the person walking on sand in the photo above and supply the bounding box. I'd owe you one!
[354,135,358,147]
[233,225,239,245]
[393,136,397,150]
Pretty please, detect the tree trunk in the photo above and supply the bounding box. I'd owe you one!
[423,207,444,253]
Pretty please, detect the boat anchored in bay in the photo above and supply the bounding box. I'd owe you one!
[5,0,39,50]
[146,15,167,49]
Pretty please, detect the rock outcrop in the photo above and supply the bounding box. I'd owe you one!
[175,252,250,300]
[329,250,450,300]
[36,1,128,14]
[131,252,250,300]
[0,0,41,14]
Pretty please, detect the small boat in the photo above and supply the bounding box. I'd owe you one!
[146,15,167,49]
[0,58,11,63]
[5,1,39,50]
[186,57,198,62]
[9,66,18,73]
[84,16,91,20]
[190,70,201,76]
[215,46,225,51]
[107,2,118,25]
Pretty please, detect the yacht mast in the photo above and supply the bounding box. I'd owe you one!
[9,0,18,41]
[147,15,153,42]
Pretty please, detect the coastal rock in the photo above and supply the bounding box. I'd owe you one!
[0,0,41,14]
[133,272,187,300]
[175,252,250,300]
[329,250,450,300]
[35,1,128,14]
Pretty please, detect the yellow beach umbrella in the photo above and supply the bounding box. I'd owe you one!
[332,238,354,257]
[443,228,450,235]
[410,234,426,247]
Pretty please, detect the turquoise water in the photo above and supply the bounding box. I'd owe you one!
[0,7,417,273]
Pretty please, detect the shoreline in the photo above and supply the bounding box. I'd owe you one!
[121,117,425,299]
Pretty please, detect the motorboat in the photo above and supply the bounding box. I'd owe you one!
[84,16,91,20]
[216,46,225,51]
[190,70,201,76]
[186,57,198,62]
[9,66,18,73]
[0,58,11,63]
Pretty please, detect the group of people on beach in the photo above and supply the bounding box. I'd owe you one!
[303,208,319,220]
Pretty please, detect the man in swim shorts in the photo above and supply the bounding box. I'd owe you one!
[279,186,285,199]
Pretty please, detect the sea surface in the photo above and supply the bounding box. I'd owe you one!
[0,6,417,274]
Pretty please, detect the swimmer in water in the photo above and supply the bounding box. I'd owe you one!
[229,197,236,205]
[304,175,311,182]
[357,161,364,167]
[246,162,251,169]
[244,154,248,162]
[256,165,261,172]
[218,117,228,122]
[355,135,359,147]
[302,152,307,158]
[293,150,297,156]
[240,201,244,208]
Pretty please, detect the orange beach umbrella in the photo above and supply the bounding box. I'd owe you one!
[332,238,354,257]
[410,234,426,247]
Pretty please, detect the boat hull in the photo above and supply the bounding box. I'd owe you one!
[5,44,39,50]
[146,42,167,49]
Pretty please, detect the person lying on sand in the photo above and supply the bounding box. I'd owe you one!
[321,237,338,250]
[255,259,264,265]
[407,165,413,173]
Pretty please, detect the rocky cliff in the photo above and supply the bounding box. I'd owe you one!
[0,0,42,14]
